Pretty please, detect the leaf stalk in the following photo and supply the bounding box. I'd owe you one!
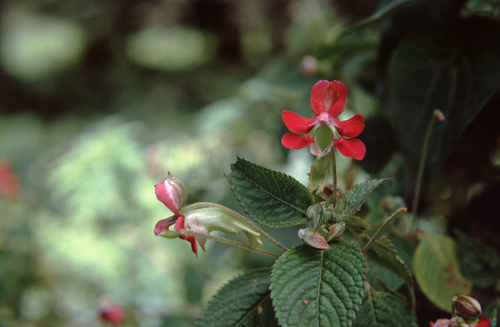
[362,207,407,254]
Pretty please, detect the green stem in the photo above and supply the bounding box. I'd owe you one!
[331,148,337,205]
[324,149,338,208]
[362,207,407,254]
[179,230,281,258]
[408,110,444,232]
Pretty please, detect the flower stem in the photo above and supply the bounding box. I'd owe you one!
[325,149,338,208]
[407,110,445,232]
[362,207,407,254]
[331,148,337,205]
[179,230,281,258]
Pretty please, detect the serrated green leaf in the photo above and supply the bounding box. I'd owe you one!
[334,179,389,218]
[388,18,500,177]
[366,262,404,292]
[361,235,413,289]
[270,242,367,327]
[361,235,415,308]
[195,268,277,327]
[225,157,313,227]
[353,290,418,327]
[414,234,472,312]
[454,229,500,288]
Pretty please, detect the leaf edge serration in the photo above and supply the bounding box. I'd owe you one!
[270,242,368,327]
[225,156,313,228]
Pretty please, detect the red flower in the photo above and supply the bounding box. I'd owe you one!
[281,80,366,160]
[155,173,198,257]
[100,300,125,325]
[429,317,491,327]
[0,160,20,200]
[475,318,492,327]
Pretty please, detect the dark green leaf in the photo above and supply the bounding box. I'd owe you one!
[195,268,277,327]
[366,261,404,292]
[388,18,500,177]
[225,157,313,227]
[334,179,390,218]
[270,242,367,327]
[361,235,413,290]
[361,235,415,308]
[454,229,500,288]
[353,289,418,327]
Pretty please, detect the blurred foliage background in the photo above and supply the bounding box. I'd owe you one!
[0,0,499,326]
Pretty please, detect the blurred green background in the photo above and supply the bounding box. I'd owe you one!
[0,1,353,326]
[1,0,499,326]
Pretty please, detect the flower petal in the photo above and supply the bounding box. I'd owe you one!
[174,215,186,232]
[310,80,347,116]
[282,110,317,133]
[334,137,366,160]
[154,216,176,236]
[475,318,492,327]
[309,141,333,158]
[155,173,187,215]
[333,114,364,138]
[180,235,198,257]
[173,215,198,256]
[310,80,333,115]
[281,133,314,149]
[328,81,347,117]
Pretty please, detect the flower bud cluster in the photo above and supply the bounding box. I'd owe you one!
[299,202,346,250]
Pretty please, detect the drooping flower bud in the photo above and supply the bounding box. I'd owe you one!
[452,295,483,326]
[326,222,345,242]
[154,172,187,215]
[298,227,331,250]
[180,202,263,251]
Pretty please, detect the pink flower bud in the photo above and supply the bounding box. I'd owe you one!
[155,172,187,215]
[326,222,345,242]
[298,227,331,250]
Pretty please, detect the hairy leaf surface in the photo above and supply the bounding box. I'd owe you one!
[226,157,313,227]
[353,290,417,327]
[195,268,277,327]
[271,243,367,327]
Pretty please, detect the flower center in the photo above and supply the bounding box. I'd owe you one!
[314,126,332,152]
[310,122,340,153]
